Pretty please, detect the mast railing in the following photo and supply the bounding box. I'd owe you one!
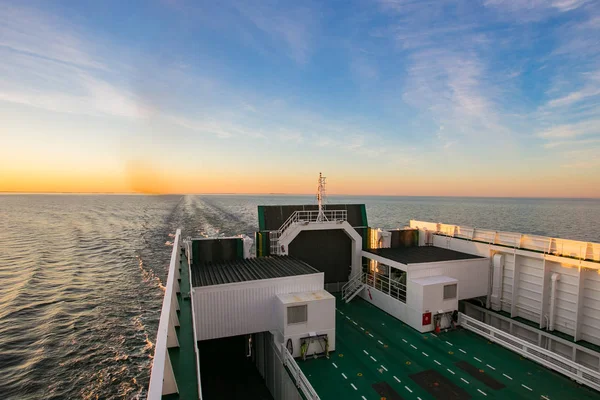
[269,210,347,255]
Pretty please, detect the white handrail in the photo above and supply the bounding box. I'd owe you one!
[187,241,203,399]
[410,220,600,262]
[364,271,407,303]
[281,344,321,400]
[341,272,364,300]
[148,229,181,399]
[270,210,348,255]
[459,312,600,392]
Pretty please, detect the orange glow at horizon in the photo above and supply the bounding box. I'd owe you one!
[1,167,599,198]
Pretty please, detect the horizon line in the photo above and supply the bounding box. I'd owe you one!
[1,191,599,200]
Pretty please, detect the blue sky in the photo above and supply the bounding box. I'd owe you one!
[1,0,599,196]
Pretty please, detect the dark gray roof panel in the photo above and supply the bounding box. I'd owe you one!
[191,255,320,287]
[364,246,484,265]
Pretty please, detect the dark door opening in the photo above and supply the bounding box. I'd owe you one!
[199,335,273,400]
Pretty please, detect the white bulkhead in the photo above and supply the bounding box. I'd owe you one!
[275,290,336,358]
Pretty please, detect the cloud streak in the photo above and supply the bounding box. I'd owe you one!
[232,1,317,64]
[0,5,149,119]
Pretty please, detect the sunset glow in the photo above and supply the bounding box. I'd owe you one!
[1,1,599,197]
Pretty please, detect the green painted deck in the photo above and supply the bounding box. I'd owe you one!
[163,251,199,400]
[299,295,600,400]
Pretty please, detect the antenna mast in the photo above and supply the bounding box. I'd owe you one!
[316,172,327,222]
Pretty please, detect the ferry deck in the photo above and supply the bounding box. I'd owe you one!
[149,175,600,400]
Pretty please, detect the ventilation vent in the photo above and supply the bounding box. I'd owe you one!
[443,284,457,300]
[287,305,307,325]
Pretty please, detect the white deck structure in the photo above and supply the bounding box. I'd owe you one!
[411,220,600,371]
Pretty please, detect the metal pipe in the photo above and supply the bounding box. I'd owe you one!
[549,273,561,331]
[491,254,504,311]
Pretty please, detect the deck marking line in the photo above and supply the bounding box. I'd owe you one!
[477,389,487,396]
[447,369,455,375]
[503,373,513,380]
[410,344,417,349]
[446,341,453,346]
[459,348,467,354]
[422,352,429,357]
[473,357,482,362]
[346,316,351,320]
[351,383,358,390]
[522,384,532,391]
[461,378,469,384]
[541,396,549,400]
[434,360,441,365]
[368,333,374,338]
[332,363,338,369]
[402,339,408,343]
[342,373,347,379]
[431,333,437,337]
[378,340,384,345]
[353,321,358,325]
[486,364,495,370]
[405,386,413,393]
[363,350,369,355]
[370,356,377,362]
[360,327,365,331]
[394,376,401,383]
[381,365,388,371]
[362,397,367,400]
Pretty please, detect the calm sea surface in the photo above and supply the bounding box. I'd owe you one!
[1,194,600,399]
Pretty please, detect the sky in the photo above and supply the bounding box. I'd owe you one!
[1,0,599,197]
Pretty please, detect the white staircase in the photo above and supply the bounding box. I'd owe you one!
[341,273,365,303]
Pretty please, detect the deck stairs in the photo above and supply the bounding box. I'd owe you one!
[342,272,366,303]
[269,209,347,255]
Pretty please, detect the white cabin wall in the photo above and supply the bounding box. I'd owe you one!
[515,256,544,322]
[407,258,489,300]
[428,231,600,347]
[501,255,515,314]
[277,295,336,358]
[192,274,323,341]
[360,286,424,332]
[582,270,600,345]
[547,261,578,337]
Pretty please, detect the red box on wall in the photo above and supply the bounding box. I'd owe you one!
[422,312,432,326]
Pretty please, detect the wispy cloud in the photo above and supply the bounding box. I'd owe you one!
[483,0,590,16]
[232,1,317,64]
[169,116,265,139]
[403,49,510,143]
[0,5,147,118]
[536,119,600,139]
[543,137,600,148]
[0,4,106,70]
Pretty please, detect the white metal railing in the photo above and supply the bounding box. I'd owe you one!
[342,271,407,303]
[341,272,364,301]
[410,220,600,262]
[281,344,321,400]
[270,210,348,255]
[364,271,407,303]
[459,312,600,392]
[148,229,182,399]
[187,240,203,399]
[463,301,600,371]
